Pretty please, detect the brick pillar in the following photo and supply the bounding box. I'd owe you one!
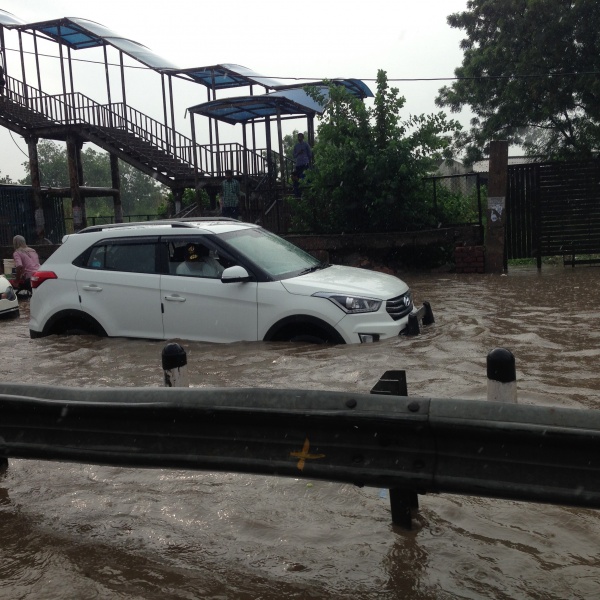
[455,245,485,273]
[485,141,509,273]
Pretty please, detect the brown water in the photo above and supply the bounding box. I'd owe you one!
[2,265,600,599]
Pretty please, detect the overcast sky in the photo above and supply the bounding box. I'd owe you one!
[0,0,472,181]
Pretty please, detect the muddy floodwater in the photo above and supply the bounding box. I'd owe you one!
[2,265,600,599]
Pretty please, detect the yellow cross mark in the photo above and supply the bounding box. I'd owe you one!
[290,437,325,471]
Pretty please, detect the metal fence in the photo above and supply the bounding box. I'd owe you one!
[0,186,66,245]
[423,172,484,229]
[506,159,600,266]
[63,214,158,234]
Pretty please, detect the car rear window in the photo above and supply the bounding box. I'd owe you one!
[84,241,157,274]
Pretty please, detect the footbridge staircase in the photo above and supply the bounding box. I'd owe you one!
[0,10,373,237]
[0,73,281,200]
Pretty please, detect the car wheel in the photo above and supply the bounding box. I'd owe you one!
[289,334,327,344]
[44,310,107,338]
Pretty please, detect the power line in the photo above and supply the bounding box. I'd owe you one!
[3,46,599,82]
[9,131,28,158]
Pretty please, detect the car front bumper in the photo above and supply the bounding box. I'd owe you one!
[338,301,435,343]
[404,301,435,336]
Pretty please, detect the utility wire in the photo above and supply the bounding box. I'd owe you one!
[9,131,28,158]
[3,46,599,82]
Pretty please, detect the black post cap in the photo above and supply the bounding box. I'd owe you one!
[486,347,516,383]
[162,343,187,370]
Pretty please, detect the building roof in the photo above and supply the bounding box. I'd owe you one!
[471,156,541,173]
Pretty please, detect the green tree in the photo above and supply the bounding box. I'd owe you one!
[157,188,210,218]
[19,139,70,186]
[296,70,460,233]
[0,171,14,184]
[19,140,167,217]
[118,162,166,215]
[283,129,316,161]
[436,0,600,162]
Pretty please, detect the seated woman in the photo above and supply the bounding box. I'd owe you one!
[13,235,41,293]
[176,243,224,278]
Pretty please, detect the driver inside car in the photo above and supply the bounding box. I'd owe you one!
[176,243,224,278]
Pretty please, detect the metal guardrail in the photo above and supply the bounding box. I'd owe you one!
[1,382,600,527]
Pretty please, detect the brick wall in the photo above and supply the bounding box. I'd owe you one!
[454,245,485,273]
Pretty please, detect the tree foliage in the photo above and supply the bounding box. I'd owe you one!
[157,187,210,218]
[436,0,600,162]
[0,171,14,184]
[19,140,167,217]
[295,70,460,233]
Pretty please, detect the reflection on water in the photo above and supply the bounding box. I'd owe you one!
[2,265,600,598]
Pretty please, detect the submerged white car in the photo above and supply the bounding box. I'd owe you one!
[0,274,19,318]
[29,219,432,344]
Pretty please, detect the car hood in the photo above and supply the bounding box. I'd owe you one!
[280,265,409,298]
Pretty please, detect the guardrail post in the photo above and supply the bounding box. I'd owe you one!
[162,343,188,388]
[487,347,517,403]
[371,369,418,529]
[370,370,408,397]
[389,488,419,529]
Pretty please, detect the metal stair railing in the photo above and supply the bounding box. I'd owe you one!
[3,75,69,126]
[4,75,292,233]
[195,143,272,179]
[2,74,283,184]
[108,101,196,168]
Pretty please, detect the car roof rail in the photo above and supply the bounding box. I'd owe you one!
[77,217,238,234]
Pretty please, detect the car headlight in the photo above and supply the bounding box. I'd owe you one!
[313,292,382,314]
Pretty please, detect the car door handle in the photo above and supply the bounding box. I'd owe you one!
[82,284,103,292]
[164,294,186,302]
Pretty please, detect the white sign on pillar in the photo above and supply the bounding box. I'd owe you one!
[487,196,505,224]
[72,206,82,227]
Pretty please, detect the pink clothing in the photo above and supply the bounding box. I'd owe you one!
[13,247,40,279]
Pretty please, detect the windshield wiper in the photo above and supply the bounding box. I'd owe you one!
[298,262,331,275]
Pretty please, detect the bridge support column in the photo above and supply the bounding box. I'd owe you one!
[207,187,219,211]
[110,154,123,223]
[485,140,509,274]
[66,136,86,231]
[172,189,184,215]
[26,136,45,242]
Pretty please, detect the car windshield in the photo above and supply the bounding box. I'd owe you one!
[220,228,321,279]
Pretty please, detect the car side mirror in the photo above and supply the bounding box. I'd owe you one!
[221,265,251,283]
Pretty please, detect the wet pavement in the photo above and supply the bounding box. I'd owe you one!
[1,265,600,599]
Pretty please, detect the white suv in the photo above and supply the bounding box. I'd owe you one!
[29,219,432,344]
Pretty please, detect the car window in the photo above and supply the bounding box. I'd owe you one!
[219,228,320,278]
[84,242,157,274]
[167,239,226,279]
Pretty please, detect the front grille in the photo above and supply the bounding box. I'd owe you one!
[386,293,413,321]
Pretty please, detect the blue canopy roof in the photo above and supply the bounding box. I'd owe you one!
[274,78,373,99]
[9,16,179,70]
[0,9,26,27]
[188,88,329,125]
[169,64,285,91]
[2,12,373,99]
[170,65,373,98]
